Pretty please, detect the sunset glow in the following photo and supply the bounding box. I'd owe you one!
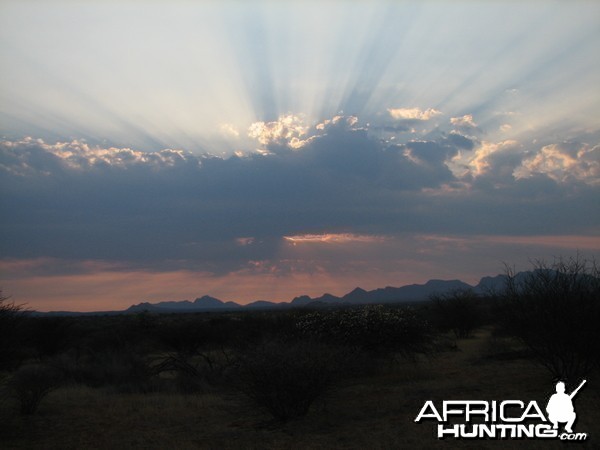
[283,234,386,244]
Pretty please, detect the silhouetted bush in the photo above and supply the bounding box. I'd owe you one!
[154,318,207,357]
[0,291,28,370]
[77,349,153,393]
[497,256,600,381]
[26,317,78,360]
[83,317,148,355]
[431,289,482,338]
[227,312,305,347]
[150,317,241,391]
[172,371,207,394]
[234,340,351,422]
[480,328,532,362]
[296,305,433,360]
[9,364,62,415]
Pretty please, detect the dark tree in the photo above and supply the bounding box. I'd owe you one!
[498,256,600,381]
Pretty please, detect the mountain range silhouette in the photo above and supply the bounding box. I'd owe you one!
[36,272,525,316]
[122,273,514,314]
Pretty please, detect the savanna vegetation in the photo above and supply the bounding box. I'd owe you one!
[1,257,598,449]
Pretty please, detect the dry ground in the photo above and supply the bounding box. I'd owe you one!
[1,327,598,449]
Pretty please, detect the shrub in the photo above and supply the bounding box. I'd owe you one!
[152,318,237,390]
[154,319,210,384]
[9,364,62,415]
[497,256,600,381]
[154,319,208,358]
[26,317,77,360]
[431,289,482,338]
[295,305,433,360]
[0,291,28,370]
[234,340,350,422]
[76,349,153,393]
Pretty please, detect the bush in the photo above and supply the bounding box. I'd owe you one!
[234,340,350,422]
[497,256,600,381]
[75,349,153,393]
[26,317,77,360]
[0,291,28,370]
[9,364,62,415]
[295,305,433,360]
[431,289,482,338]
[152,318,236,389]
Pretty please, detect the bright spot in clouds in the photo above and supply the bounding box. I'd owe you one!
[388,108,443,121]
[283,234,387,245]
[248,114,309,148]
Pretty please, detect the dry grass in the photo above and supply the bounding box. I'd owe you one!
[1,327,598,449]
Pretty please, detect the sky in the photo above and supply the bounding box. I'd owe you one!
[0,0,599,311]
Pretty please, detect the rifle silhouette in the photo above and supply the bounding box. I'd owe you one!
[569,379,586,400]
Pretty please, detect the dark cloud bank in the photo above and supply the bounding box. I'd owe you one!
[1,116,598,275]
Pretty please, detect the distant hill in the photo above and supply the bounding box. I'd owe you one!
[126,295,240,313]
[475,274,508,294]
[38,272,520,316]
[122,275,504,313]
[289,279,474,306]
[358,279,473,304]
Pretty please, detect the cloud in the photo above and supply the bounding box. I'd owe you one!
[220,123,240,138]
[460,140,522,179]
[235,237,255,246]
[387,107,442,121]
[479,234,600,250]
[315,115,360,131]
[248,114,309,149]
[445,132,476,150]
[283,233,386,244]
[0,137,198,174]
[514,143,599,185]
[1,115,598,280]
[398,140,459,186]
[450,114,477,129]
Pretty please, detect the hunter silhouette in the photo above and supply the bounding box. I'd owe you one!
[546,380,586,433]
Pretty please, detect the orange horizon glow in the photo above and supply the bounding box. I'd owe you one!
[2,268,420,313]
[2,232,597,312]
